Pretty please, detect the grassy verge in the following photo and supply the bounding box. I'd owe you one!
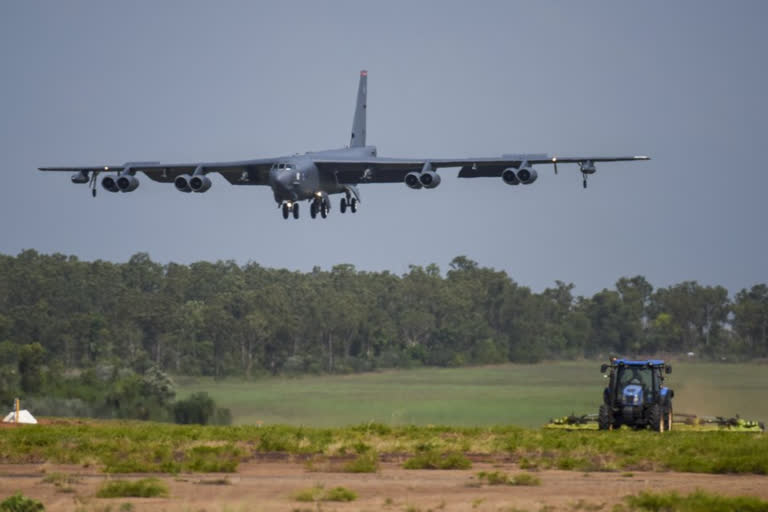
[96,478,169,498]
[623,489,768,511]
[294,485,357,502]
[476,471,541,486]
[0,420,765,474]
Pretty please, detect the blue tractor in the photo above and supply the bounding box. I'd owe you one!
[598,359,674,432]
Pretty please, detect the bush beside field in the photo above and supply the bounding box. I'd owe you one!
[0,421,765,475]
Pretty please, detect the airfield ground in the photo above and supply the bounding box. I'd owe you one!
[2,461,768,512]
[2,362,767,510]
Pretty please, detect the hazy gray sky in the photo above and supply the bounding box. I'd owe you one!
[1,1,766,296]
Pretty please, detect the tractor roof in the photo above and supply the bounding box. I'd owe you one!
[613,359,666,366]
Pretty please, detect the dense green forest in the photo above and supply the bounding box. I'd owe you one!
[1,250,766,421]
[1,250,766,376]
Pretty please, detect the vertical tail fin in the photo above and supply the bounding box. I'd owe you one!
[350,70,367,147]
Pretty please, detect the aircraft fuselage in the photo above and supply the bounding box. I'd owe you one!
[269,146,375,204]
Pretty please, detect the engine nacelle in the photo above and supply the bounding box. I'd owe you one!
[501,168,520,185]
[404,171,423,189]
[581,160,597,174]
[419,171,441,189]
[174,174,192,193]
[101,175,119,193]
[189,175,212,193]
[116,175,140,192]
[517,167,538,185]
[71,170,89,184]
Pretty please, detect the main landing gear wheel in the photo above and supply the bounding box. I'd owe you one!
[350,197,358,213]
[340,197,347,213]
[292,203,299,219]
[310,201,318,219]
[282,203,290,219]
[321,203,328,219]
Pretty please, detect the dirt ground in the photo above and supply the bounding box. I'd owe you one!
[1,461,767,512]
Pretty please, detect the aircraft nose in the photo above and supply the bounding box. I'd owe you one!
[274,171,298,199]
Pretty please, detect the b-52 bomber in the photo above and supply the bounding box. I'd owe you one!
[39,71,649,219]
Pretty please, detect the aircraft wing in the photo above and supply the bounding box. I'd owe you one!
[314,155,649,184]
[38,159,277,186]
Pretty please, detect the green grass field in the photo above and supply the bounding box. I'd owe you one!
[175,361,768,427]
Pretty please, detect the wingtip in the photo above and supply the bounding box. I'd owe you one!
[636,156,651,160]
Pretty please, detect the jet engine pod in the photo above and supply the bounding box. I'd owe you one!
[101,175,120,193]
[419,171,441,189]
[501,168,520,185]
[580,161,597,174]
[189,175,212,193]
[71,170,89,184]
[174,174,192,193]
[516,167,538,184]
[404,171,423,189]
[116,175,140,192]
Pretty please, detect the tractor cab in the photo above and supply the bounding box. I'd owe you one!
[599,359,674,431]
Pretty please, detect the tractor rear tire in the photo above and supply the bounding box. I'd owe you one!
[664,406,673,432]
[650,404,664,432]
[598,404,614,431]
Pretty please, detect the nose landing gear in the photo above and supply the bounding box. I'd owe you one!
[281,202,300,219]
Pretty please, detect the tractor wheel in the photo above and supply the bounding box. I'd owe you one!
[665,406,673,432]
[649,404,664,432]
[598,404,614,431]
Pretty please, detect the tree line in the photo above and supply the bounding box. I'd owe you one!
[1,250,766,388]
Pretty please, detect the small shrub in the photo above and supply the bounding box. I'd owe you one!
[322,487,357,502]
[511,472,540,486]
[403,451,471,470]
[476,471,509,485]
[476,471,540,486]
[118,504,134,512]
[293,487,320,503]
[96,478,169,498]
[0,493,44,512]
[343,452,379,473]
[41,472,80,492]
[293,485,357,503]
[172,392,215,424]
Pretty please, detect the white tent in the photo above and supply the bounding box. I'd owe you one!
[2,409,37,424]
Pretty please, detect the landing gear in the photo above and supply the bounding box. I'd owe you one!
[310,196,330,219]
[281,202,300,219]
[582,173,588,189]
[89,171,98,198]
[340,195,358,214]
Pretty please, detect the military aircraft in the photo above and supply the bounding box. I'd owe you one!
[39,71,649,219]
